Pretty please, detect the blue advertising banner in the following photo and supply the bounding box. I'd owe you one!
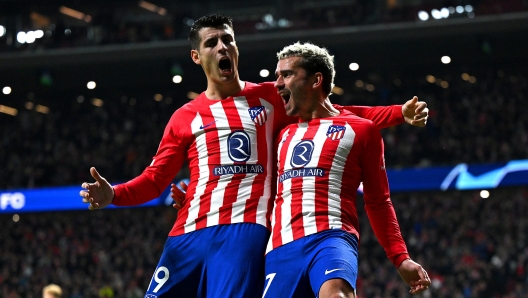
[1,161,527,214]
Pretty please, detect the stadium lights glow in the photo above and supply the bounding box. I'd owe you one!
[418,11,429,21]
[355,80,364,88]
[25,102,34,109]
[365,84,375,92]
[465,5,474,13]
[0,25,6,37]
[59,6,92,22]
[34,30,44,38]
[35,105,50,114]
[12,214,20,222]
[0,105,18,116]
[138,1,167,16]
[91,98,104,107]
[172,75,182,83]
[456,6,464,13]
[431,9,442,19]
[468,12,475,18]
[259,69,270,77]
[2,86,12,94]
[87,81,96,89]
[349,63,359,71]
[426,75,436,83]
[331,86,344,95]
[440,8,449,18]
[480,190,490,199]
[77,95,85,103]
[187,91,199,99]
[441,56,451,64]
[26,31,36,43]
[17,32,26,44]
[448,7,455,14]
[154,94,163,101]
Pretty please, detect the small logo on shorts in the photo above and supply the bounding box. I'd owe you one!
[145,295,158,298]
[325,268,345,275]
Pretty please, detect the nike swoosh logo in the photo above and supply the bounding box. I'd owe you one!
[200,120,217,129]
[325,268,345,275]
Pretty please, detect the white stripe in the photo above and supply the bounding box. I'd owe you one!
[207,100,232,226]
[185,113,208,233]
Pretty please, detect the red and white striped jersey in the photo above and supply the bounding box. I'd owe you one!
[267,109,409,267]
[112,81,405,237]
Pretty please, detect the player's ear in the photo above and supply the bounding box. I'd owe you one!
[191,49,201,65]
[313,72,323,88]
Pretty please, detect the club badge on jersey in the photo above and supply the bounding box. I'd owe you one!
[248,106,268,126]
[326,125,346,140]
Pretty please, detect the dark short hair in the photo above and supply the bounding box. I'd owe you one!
[188,14,234,50]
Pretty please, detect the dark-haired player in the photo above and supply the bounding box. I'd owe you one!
[81,15,428,297]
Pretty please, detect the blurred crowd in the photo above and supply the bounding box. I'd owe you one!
[1,0,526,53]
[1,186,526,297]
[1,66,527,190]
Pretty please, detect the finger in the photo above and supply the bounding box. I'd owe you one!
[172,203,182,210]
[90,167,104,183]
[82,197,90,204]
[179,181,188,191]
[407,96,418,107]
[410,120,426,127]
[80,190,88,197]
[81,182,90,189]
[414,101,427,113]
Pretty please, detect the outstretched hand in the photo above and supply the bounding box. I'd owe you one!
[397,259,431,294]
[79,167,114,210]
[402,96,429,127]
[170,181,188,210]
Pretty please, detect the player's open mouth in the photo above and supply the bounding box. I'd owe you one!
[280,93,290,104]
[219,58,232,74]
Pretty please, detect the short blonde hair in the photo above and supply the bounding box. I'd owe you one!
[277,42,335,95]
[43,284,62,298]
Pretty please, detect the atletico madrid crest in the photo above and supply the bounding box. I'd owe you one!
[326,125,346,140]
[248,106,268,125]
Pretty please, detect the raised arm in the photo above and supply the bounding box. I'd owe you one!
[80,111,191,209]
[340,96,428,129]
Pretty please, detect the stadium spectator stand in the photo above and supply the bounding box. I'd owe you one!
[1,187,526,297]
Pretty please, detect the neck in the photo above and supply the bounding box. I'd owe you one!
[205,78,245,100]
[299,97,340,121]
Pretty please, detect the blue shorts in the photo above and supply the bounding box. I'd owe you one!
[263,230,358,298]
[144,223,270,298]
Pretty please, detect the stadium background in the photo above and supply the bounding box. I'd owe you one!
[1,0,527,297]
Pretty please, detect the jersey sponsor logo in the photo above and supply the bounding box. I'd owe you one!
[326,125,346,140]
[248,106,268,125]
[199,120,218,129]
[325,268,345,275]
[278,167,325,183]
[213,164,264,176]
[290,140,314,168]
[228,130,251,162]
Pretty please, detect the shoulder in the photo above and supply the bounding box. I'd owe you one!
[243,81,279,98]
